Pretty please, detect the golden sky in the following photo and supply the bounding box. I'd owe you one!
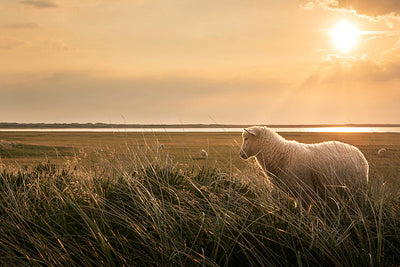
[1,0,399,124]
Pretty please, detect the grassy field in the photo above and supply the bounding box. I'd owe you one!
[1,131,399,168]
[0,131,399,265]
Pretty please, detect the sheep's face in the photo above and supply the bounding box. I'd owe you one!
[240,128,259,159]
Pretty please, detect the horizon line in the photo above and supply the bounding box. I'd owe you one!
[0,122,399,128]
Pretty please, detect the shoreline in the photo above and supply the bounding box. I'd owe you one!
[0,123,400,129]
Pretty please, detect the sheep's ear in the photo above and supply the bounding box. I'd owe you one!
[244,128,257,136]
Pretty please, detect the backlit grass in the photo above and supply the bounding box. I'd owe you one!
[0,143,399,266]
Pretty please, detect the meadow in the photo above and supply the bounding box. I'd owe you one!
[0,131,399,266]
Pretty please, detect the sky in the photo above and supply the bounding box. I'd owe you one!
[1,0,400,124]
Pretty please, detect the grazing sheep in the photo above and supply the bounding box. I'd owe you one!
[200,149,208,158]
[240,126,369,204]
[377,148,386,157]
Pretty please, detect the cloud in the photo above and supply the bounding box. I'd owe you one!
[1,23,39,29]
[19,0,58,8]
[0,38,24,50]
[310,0,400,17]
[334,0,400,17]
[0,36,70,51]
[42,39,70,51]
[0,72,290,124]
[0,70,398,124]
[303,55,400,86]
[295,54,400,124]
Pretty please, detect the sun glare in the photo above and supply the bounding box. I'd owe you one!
[308,127,372,133]
[330,20,360,53]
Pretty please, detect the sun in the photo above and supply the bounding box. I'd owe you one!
[329,20,360,53]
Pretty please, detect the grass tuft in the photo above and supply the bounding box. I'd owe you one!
[0,145,399,266]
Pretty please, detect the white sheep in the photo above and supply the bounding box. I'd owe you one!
[200,149,208,158]
[240,126,369,204]
[377,148,386,156]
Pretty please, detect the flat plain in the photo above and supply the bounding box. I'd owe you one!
[0,131,399,178]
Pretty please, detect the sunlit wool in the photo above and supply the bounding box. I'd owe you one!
[240,126,369,202]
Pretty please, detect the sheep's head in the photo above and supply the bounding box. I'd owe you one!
[240,127,259,159]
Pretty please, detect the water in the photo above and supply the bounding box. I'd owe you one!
[0,127,399,133]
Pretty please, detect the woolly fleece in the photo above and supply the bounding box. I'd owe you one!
[240,126,369,199]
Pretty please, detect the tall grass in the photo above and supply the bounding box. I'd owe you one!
[0,144,399,266]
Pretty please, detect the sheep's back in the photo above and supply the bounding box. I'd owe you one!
[304,141,368,183]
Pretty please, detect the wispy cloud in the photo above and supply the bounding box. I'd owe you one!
[307,0,400,17]
[19,0,58,9]
[42,39,70,51]
[303,54,400,86]
[0,38,24,50]
[1,23,39,29]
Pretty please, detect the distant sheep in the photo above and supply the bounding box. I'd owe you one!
[200,149,208,158]
[240,126,369,203]
[377,148,386,157]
